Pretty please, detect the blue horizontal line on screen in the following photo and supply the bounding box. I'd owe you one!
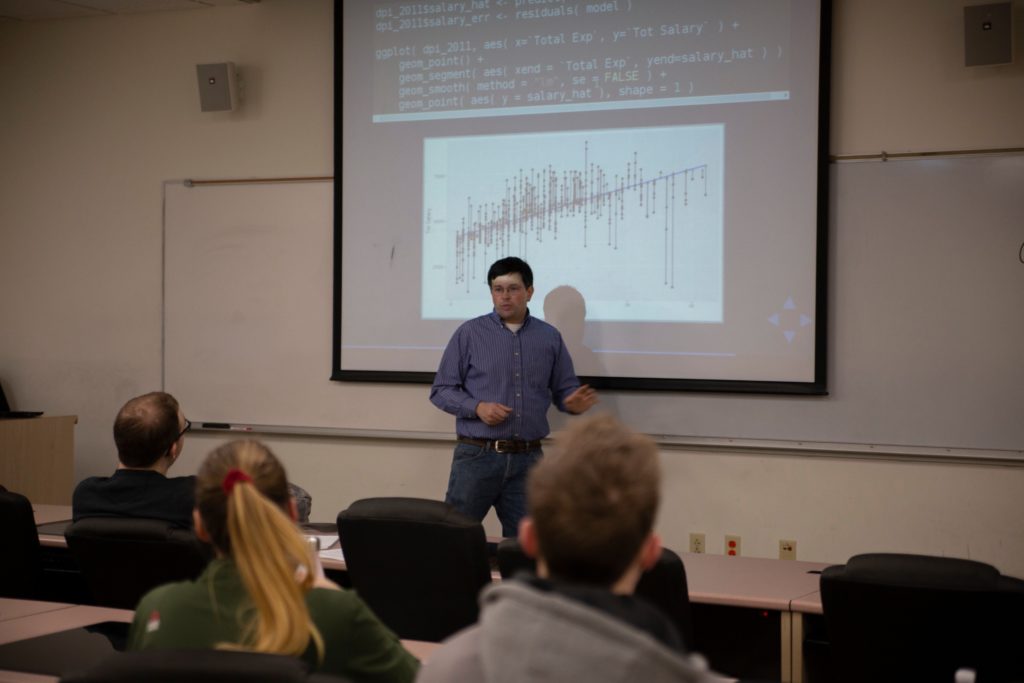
[373,91,790,123]
[592,349,736,357]
[342,345,447,351]
[342,345,734,358]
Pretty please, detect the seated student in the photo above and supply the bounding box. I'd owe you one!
[128,439,419,683]
[416,414,716,683]
[73,391,314,527]
[73,391,195,528]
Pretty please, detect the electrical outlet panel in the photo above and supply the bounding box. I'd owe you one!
[725,534,741,556]
[779,539,797,560]
[689,532,706,554]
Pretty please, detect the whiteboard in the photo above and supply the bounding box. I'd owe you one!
[162,155,1024,455]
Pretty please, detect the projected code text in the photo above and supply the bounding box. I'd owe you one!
[372,0,791,121]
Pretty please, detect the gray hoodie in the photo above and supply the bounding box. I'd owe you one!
[416,580,718,683]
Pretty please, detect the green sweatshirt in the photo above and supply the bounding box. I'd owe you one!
[129,558,419,683]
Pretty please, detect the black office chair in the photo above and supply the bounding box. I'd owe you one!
[60,649,351,683]
[495,538,695,648]
[820,553,1024,683]
[64,517,212,609]
[337,497,492,642]
[0,488,43,599]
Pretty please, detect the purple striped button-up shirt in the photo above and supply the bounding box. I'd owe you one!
[430,310,580,441]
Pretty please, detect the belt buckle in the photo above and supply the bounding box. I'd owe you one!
[493,440,511,453]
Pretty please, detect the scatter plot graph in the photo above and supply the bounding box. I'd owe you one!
[422,125,724,322]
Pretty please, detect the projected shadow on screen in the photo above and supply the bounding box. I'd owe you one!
[543,285,599,379]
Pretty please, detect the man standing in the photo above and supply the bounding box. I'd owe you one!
[430,257,597,537]
[73,391,196,528]
[416,414,715,683]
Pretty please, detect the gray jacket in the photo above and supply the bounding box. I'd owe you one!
[416,580,718,683]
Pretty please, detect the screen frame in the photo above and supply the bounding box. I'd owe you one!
[332,0,832,396]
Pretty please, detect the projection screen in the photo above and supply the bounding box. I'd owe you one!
[336,0,830,393]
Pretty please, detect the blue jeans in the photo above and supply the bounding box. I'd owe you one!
[444,442,543,538]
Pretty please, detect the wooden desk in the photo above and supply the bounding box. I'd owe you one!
[0,603,131,647]
[0,417,76,505]
[0,600,130,683]
[789,591,825,683]
[35,508,822,681]
[681,553,827,610]
[0,598,437,682]
[680,554,828,682]
[0,601,75,626]
[31,505,71,551]
[30,505,72,528]
[319,542,827,682]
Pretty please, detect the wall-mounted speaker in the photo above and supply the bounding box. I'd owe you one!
[196,62,238,112]
[964,3,1013,67]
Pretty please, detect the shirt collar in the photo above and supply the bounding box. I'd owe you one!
[488,308,532,328]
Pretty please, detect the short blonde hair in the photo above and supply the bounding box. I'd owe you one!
[528,414,660,585]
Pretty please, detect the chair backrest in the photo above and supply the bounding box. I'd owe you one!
[64,517,212,609]
[59,648,351,683]
[337,497,492,642]
[0,489,42,599]
[820,552,1024,683]
[495,538,694,647]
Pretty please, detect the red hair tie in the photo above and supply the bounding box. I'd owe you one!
[222,468,252,495]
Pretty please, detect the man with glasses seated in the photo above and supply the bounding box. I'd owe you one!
[74,392,314,528]
[73,391,198,528]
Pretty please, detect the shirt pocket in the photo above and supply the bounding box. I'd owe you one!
[523,347,555,391]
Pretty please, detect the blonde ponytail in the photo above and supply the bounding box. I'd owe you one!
[197,440,324,661]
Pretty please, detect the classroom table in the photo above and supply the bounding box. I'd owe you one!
[0,602,130,646]
[322,540,829,682]
[34,506,827,682]
[0,599,131,683]
[789,591,825,683]
[683,554,829,682]
[29,505,72,530]
[0,597,438,682]
[0,600,71,626]
[270,529,830,682]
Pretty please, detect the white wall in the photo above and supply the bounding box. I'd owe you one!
[831,0,1024,154]
[2,0,1023,575]
[0,0,332,473]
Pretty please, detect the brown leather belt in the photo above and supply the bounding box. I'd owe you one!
[457,436,543,453]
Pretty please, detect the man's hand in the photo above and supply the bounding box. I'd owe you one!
[564,384,599,414]
[476,401,512,425]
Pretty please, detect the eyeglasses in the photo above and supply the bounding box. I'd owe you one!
[165,418,191,454]
[491,284,525,296]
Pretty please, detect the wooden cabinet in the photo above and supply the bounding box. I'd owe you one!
[0,416,76,504]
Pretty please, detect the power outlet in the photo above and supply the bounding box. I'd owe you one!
[725,534,741,556]
[689,533,706,554]
[779,539,797,560]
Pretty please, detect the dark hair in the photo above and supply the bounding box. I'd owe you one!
[113,392,182,468]
[528,414,660,586]
[487,257,533,288]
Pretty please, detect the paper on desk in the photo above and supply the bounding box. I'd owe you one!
[312,534,339,549]
[319,547,344,562]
